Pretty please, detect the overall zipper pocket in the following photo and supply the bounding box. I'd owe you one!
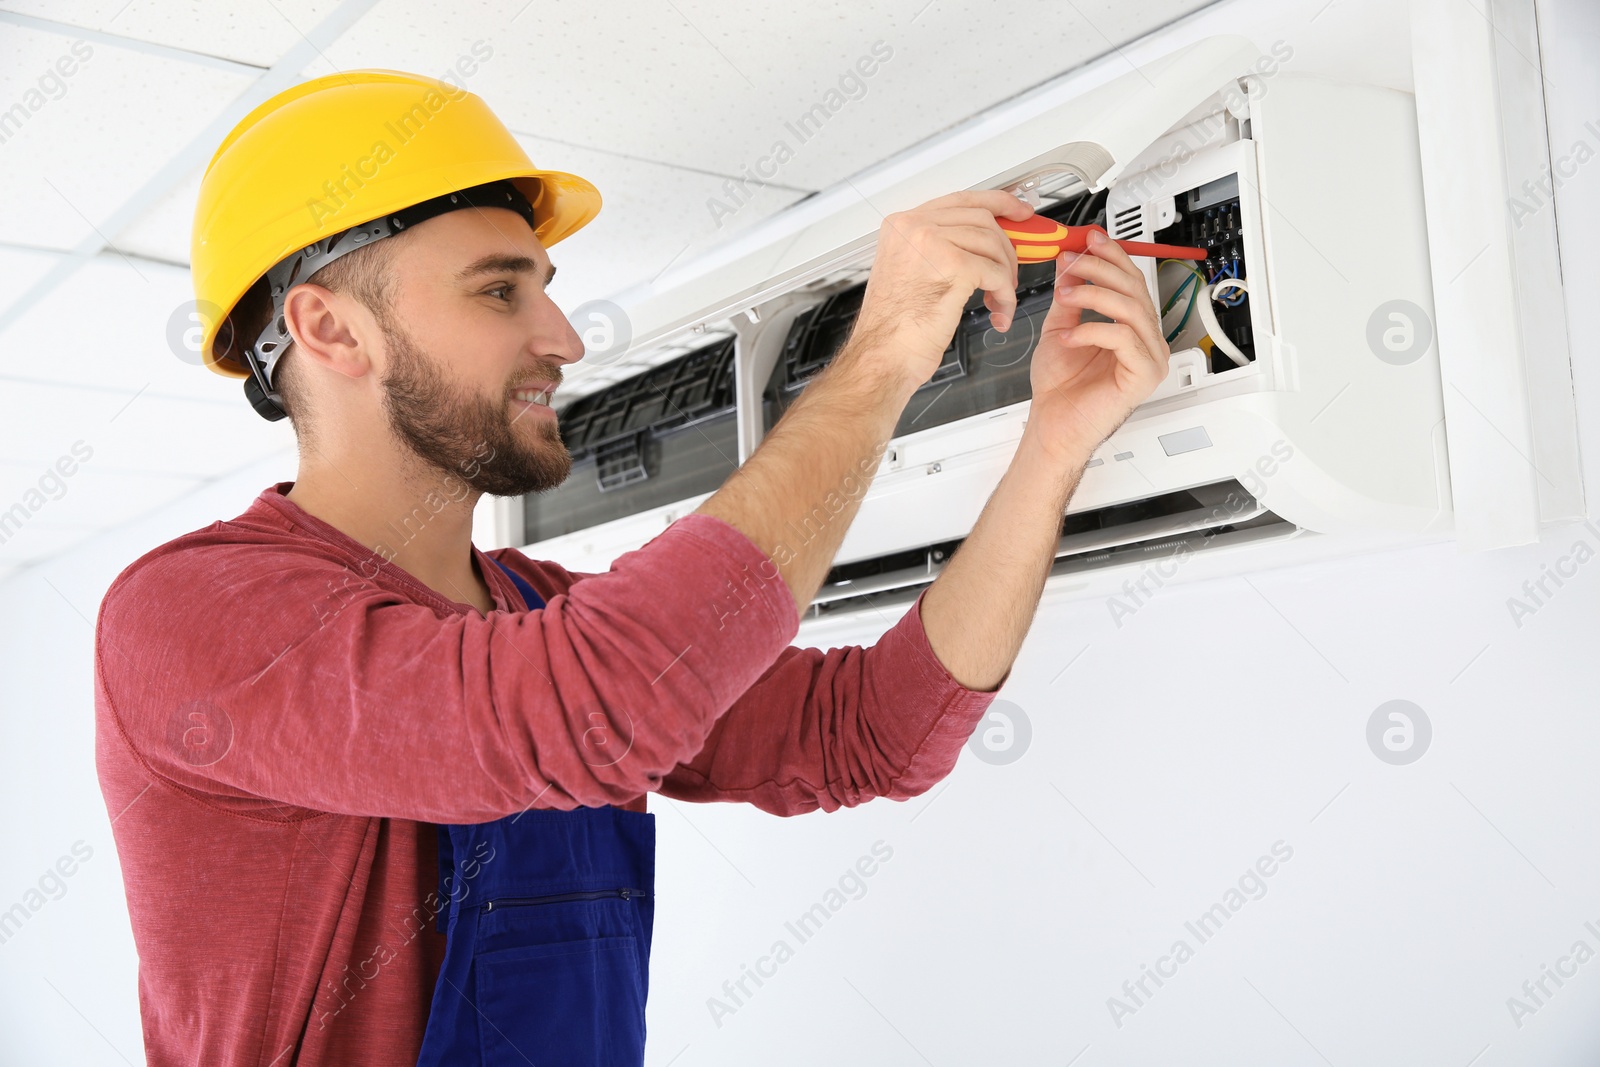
[482,888,649,912]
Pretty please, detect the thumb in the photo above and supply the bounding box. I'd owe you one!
[1038,251,1085,342]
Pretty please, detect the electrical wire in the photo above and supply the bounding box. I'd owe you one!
[1070,188,1106,227]
[1158,259,1205,344]
[1221,260,1247,306]
[1212,277,1248,303]
[1163,276,1199,344]
[1198,278,1251,367]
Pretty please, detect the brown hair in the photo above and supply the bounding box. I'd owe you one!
[222,236,401,444]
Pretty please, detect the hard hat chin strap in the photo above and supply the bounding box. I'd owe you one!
[243,179,540,422]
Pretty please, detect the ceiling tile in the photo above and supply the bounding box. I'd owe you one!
[113,164,199,264]
[0,253,245,405]
[0,0,336,68]
[0,22,255,252]
[514,132,809,308]
[0,244,59,290]
[0,377,294,478]
[303,0,1213,191]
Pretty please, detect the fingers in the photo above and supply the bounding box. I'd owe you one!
[920,188,1037,222]
[870,191,1037,334]
[1053,279,1165,362]
[1035,250,1086,339]
[1060,320,1168,383]
[1056,233,1150,301]
[942,223,1019,316]
[935,223,1016,268]
[920,206,1030,231]
[885,211,1018,327]
[1050,232,1170,374]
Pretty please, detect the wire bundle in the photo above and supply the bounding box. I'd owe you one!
[1158,257,1251,368]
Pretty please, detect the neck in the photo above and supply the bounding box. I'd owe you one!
[286,448,486,608]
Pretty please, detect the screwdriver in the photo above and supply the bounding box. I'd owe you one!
[998,215,1208,263]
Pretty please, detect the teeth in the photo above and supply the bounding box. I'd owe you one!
[513,389,550,405]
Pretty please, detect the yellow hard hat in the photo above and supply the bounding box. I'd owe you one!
[191,68,601,414]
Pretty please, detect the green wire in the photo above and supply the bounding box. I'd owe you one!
[1164,285,1198,343]
[1161,262,1203,343]
[1161,269,1199,314]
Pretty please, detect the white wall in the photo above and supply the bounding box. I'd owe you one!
[1,0,1595,1064]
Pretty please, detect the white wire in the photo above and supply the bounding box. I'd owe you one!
[1212,278,1248,302]
[1198,280,1251,368]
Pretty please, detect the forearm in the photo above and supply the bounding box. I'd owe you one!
[918,427,1088,691]
[694,325,921,619]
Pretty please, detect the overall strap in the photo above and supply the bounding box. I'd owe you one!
[437,555,547,932]
[489,556,545,611]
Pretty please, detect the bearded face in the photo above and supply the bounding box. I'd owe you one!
[377,312,572,498]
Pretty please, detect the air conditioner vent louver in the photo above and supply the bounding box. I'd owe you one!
[804,479,1299,620]
[594,434,648,492]
[522,336,739,542]
[557,335,736,456]
[763,193,1092,444]
[1111,204,1144,239]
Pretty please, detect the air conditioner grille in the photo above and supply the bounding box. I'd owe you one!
[557,335,736,459]
[1112,204,1144,239]
[804,479,1298,620]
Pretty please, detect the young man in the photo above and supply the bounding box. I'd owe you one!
[93,70,1170,1066]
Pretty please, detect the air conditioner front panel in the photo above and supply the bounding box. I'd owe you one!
[1246,76,1448,519]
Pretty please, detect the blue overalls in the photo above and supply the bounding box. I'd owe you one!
[416,560,657,1067]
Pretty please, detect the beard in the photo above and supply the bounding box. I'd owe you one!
[377,316,571,497]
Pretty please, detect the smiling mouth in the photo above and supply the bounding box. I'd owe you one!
[510,385,555,406]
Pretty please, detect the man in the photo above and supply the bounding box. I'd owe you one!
[93,69,1170,1066]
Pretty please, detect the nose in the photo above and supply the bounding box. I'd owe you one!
[536,292,586,367]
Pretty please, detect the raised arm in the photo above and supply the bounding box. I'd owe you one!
[694,189,1036,616]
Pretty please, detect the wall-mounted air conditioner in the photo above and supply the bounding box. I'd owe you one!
[510,35,1452,632]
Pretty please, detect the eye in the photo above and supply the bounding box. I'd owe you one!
[484,282,517,302]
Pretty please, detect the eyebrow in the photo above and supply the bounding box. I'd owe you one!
[454,253,556,286]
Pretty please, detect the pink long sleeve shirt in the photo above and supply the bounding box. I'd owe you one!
[93,480,1003,1066]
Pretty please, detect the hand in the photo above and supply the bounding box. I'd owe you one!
[1025,229,1172,463]
[847,189,1034,391]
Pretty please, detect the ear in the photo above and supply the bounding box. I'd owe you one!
[281,283,376,381]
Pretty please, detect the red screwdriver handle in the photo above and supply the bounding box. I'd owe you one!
[996,215,1207,263]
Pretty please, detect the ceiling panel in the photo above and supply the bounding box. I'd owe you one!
[113,164,199,264]
[0,0,334,68]
[0,21,256,253]
[0,254,250,405]
[515,132,809,311]
[305,0,1215,192]
[0,244,60,291]
[0,377,294,478]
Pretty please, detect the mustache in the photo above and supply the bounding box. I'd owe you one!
[509,377,561,393]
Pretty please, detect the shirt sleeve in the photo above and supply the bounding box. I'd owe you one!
[93,514,800,823]
[656,586,1007,816]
